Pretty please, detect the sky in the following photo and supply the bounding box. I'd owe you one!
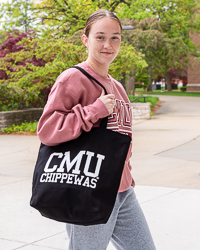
[0,0,9,4]
[0,0,9,29]
[0,0,34,30]
[0,0,41,30]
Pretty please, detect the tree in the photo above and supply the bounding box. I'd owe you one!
[0,0,132,38]
[0,30,147,110]
[119,1,200,90]
[2,0,200,42]
[121,18,189,91]
[35,0,133,38]
[161,37,189,91]
[117,0,200,41]
[34,0,93,38]
[0,0,38,32]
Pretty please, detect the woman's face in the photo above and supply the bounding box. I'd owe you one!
[82,17,121,68]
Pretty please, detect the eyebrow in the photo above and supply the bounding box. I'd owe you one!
[94,32,121,35]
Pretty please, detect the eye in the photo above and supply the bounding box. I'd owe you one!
[112,36,120,40]
[97,36,104,40]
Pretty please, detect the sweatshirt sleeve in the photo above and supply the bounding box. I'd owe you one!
[37,72,109,146]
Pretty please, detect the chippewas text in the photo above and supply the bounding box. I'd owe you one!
[40,150,105,189]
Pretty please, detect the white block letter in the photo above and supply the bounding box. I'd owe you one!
[44,153,63,173]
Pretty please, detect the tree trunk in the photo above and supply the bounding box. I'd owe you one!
[127,70,135,95]
[148,73,153,92]
[165,71,172,91]
[120,72,126,91]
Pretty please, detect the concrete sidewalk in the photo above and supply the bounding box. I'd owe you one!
[0,95,200,250]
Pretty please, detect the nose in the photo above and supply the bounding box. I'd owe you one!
[103,39,112,49]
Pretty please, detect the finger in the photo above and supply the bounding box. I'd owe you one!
[106,94,115,100]
[100,89,105,96]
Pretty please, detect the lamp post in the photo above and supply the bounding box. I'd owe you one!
[122,25,134,30]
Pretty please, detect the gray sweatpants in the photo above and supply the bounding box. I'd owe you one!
[66,186,156,250]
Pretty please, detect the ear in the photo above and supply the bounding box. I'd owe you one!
[82,34,88,48]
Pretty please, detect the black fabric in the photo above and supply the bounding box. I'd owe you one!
[30,66,131,226]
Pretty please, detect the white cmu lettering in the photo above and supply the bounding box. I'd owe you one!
[43,150,105,178]
[44,152,63,172]
[83,152,105,178]
[56,151,86,174]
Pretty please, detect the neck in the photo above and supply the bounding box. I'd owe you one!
[86,59,109,79]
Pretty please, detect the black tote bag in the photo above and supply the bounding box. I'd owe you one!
[30,66,131,226]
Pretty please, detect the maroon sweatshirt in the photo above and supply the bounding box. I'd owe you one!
[37,62,135,192]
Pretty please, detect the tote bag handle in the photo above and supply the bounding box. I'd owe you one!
[71,66,108,129]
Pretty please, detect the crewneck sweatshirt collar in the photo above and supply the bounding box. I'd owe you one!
[78,62,112,84]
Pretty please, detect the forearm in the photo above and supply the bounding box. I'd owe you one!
[37,98,109,146]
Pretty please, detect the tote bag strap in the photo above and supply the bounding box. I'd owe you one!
[71,65,108,128]
[72,66,108,95]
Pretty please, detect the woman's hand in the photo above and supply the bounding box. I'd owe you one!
[98,90,115,115]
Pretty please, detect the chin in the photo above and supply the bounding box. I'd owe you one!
[99,57,115,65]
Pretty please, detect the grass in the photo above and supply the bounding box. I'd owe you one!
[1,121,38,134]
[135,88,200,97]
[128,95,159,109]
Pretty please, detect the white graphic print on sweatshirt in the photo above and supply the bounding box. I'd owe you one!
[107,99,132,137]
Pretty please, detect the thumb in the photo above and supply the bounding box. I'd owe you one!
[100,89,105,96]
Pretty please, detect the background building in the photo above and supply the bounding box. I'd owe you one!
[187,32,200,92]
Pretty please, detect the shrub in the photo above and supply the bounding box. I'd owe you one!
[0,34,87,110]
[0,30,38,80]
[135,83,148,89]
[0,30,147,111]
[128,95,159,109]
[1,121,38,134]
[180,86,187,92]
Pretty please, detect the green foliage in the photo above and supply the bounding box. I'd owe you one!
[121,18,189,91]
[35,0,95,38]
[123,20,189,77]
[0,38,87,109]
[128,95,159,109]
[1,121,38,134]
[0,98,22,111]
[135,70,150,87]
[109,43,147,80]
[144,91,200,97]
[0,30,7,44]
[0,0,38,32]
[0,0,130,38]
[117,0,200,41]
[180,86,187,92]
[119,1,200,81]
[33,0,136,38]
[0,35,147,110]
[135,83,148,89]
[1,0,200,46]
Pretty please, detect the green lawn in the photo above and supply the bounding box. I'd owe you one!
[128,95,159,110]
[135,89,200,97]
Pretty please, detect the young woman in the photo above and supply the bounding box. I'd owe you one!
[37,9,156,250]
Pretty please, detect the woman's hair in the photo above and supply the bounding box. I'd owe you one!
[84,9,122,37]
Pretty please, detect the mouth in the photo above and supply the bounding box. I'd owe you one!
[101,52,113,55]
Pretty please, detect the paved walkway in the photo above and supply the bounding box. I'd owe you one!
[0,95,200,250]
